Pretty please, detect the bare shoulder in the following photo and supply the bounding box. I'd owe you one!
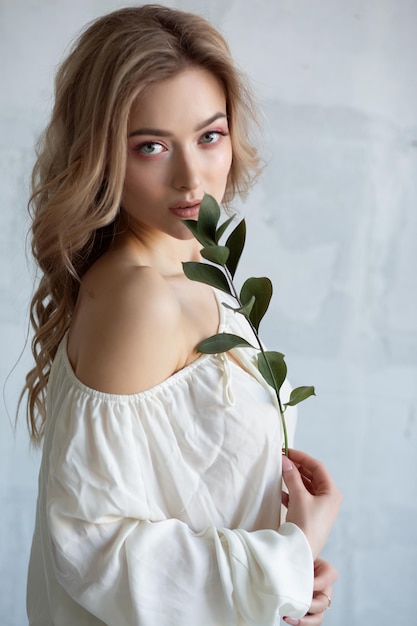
[68,263,187,394]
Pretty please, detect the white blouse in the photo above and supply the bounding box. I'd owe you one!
[27,289,313,626]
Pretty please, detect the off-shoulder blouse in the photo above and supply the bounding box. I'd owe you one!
[27,289,313,626]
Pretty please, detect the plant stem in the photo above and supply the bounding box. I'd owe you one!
[223,267,289,455]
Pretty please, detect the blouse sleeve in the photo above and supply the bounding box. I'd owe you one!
[45,384,313,626]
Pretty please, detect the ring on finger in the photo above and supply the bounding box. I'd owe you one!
[320,592,332,610]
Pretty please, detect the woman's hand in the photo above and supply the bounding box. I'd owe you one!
[281,449,342,560]
[283,557,338,626]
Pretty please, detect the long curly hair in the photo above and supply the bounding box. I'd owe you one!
[22,4,263,443]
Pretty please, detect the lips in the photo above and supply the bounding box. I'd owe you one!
[169,200,201,219]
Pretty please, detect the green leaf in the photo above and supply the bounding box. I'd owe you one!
[197,193,220,243]
[240,277,272,331]
[200,245,230,266]
[182,262,231,295]
[197,333,254,354]
[222,295,256,318]
[215,215,235,243]
[284,386,316,407]
[258,351,287,393]
[182,219,212,247]
[226,219,246,278]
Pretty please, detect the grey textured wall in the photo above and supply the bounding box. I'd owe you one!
[1,1,416,625]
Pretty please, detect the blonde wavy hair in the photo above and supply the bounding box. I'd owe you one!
[22,4,263,443]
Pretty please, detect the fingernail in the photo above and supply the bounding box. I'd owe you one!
[281,455,294,471]
[283,618,300,626]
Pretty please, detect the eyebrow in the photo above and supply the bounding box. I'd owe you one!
[128,112,228,138]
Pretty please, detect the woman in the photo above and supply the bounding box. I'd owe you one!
[24,5,341,626]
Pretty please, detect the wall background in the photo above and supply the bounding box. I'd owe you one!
[1,0,416,625]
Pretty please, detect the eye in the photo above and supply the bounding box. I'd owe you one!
[135,142,165,156]
[199,131,226,145]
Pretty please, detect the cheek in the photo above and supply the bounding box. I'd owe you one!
[223,140,233,169]
[123,162,137,192]
[220,147,233,183]
[121,173,149,211]
[226,147,233,174]
[122,163,157,198]
[210,144,233,179]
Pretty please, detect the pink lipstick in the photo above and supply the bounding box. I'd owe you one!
[169,200,201,219]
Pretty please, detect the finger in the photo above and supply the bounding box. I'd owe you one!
[287,449,329,481]
[282,455,319,500]
[308,589,333,615]
[281,455,310,496]
[300,473,314,494]
[284,457,316,491]
[283,560,335,625]
[303,609,326,624]
[286,449,318,477]
[313,558,338,591]
[283,612,325,626]
[287,448,320,467]
[287,449,337,496]
[281,492,289,508]
[302,612,325,626]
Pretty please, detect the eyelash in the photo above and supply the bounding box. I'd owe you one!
[132,130,228,156]
[135,142,165,156]
[199,130,228,144]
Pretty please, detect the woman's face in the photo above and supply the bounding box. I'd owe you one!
[122,67,232,242]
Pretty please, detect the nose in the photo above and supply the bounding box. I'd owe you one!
[171,147,201,191]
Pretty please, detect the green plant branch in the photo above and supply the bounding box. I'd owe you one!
[182,193,315,458]
[221,264,290,454]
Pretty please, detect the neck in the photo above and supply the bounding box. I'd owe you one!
[114,225,201,277]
